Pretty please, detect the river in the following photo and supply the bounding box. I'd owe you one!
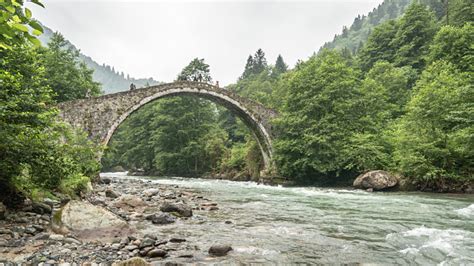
[102,172,474,264]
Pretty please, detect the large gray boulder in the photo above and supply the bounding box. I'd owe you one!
[353,170,399,191]
[58,200,131,240]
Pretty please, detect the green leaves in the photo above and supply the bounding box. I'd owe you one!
[0,0,44,49]
[1,45,100,198]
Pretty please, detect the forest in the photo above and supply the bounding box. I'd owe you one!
[1,0,473,205]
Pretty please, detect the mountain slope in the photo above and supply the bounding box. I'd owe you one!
[320,0,445,54]
[38,24,160,94]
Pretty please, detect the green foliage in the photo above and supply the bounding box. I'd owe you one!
[391,61,473,183]
[429,23,473,72]
[448,0,474,26]
[0,0,44,49]
[240,49,268,79]
[358,20,399,71]
[273,50,361,180]
[104,58,225,176]
[272,54,288,78]
[0,39,101,200]
[392,3,438,70]
[177,58,212,83]
[58,173,91,197]
[321,0,412,53]
[358,3,438,72]
[41,32,101,102]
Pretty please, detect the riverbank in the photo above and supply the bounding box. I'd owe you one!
[126,168,474,194]
[0,173,230,264]
[2,173,473,264]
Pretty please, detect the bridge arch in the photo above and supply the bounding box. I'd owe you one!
[58,81,277,172]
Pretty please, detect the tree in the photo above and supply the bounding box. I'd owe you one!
[176,58,212,83]
[272,54,288,78]
[273,50,361,181]
[392,3,438,70]
[358,20,399,71]
[0,45,100,202]
[391,61,473,186]
[429,23,473,72]
[447,0,473,26]
[41,33,101,102]
[241,55,254,79]
[0,0,44,49]
[252,48,268,75]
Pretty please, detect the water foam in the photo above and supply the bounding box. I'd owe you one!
[455,204,474,217]
[387,226,471,256]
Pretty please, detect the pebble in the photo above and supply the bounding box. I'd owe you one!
[49,234,65,241]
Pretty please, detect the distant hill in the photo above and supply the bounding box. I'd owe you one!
[38,24,161,94]
[320,0,445,54]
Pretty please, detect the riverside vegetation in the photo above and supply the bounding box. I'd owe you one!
[1,0,473,203]
[0,0,473,264]
[104,1,473,192]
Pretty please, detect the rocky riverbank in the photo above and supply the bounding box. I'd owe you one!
[0,175,231,264]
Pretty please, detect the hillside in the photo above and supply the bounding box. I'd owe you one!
[320,0,445,53]
[38,24,160,94]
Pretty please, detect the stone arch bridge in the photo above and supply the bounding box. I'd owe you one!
[58,81,278,172]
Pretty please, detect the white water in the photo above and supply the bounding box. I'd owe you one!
[102,172,474,264]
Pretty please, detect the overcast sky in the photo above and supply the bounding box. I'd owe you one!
[31,0,383,85]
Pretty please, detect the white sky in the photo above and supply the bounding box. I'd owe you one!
[30,0,383,85]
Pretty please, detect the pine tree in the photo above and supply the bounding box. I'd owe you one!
[252,49,267,75]
[241,55,254,79]
[392,3,438,70]
[272,55,288,78]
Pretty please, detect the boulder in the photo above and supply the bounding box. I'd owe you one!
[160,202,192,217]
[353,170,399,191]
[113,195,146,211]
[106,189,120,199]
[100,176,112,185]
[139,238,155,248]
[147,248,167,258]
[32,202,52,214]
[58,200,130,240]
[143,188,159,197]
[150,213,176,225]
[209,244,232,256]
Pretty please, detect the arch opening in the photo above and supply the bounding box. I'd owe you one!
[102,85,273,173]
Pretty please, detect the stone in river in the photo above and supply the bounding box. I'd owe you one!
[139,238,155,248]
[147,248,167,258]
[151,213,176,225]
[209,244,232,256]
[353,170,399,191]
[160,202,192,217]
[106,189,120,198]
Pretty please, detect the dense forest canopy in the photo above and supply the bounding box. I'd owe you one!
[1,0,473,203]
[104,0,473,191]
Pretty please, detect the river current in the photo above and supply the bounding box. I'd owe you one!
[101,172,474,264]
